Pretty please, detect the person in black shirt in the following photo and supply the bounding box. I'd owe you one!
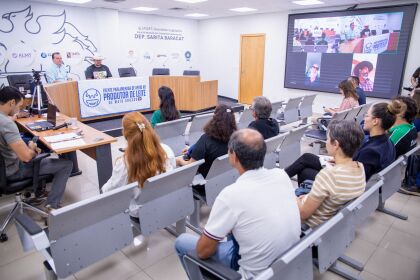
[176,104,237,178]
[85,53,112,79]
[348,76,366,105]
[248,96,279,139]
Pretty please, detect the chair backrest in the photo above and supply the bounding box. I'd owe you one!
[299,94,317,120]
[270,100,285,119]
[118,67,136,77]
[0,153,7,193]
[183,70,200,76]
[378,156,405,202]
[263,132,288,169]
[186,113,214,145]
[204,154,239,206]
[152,68,170,75]
[7,74,32,92]
[344,105,362,122]
[47,183,137,278]
[314,210,353,274]
[278,124,310,169]
[137,160,203,235]
[332,107,352,121]
[237,108,254,129]
[155,118,190,155]
[280,97,302,124]
[355,103,371,124]
[346,176,383,228]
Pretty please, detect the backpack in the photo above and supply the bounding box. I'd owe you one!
[404,154,420,187]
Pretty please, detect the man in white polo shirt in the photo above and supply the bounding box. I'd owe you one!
[175,129,301,279]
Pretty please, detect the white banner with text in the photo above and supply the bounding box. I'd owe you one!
[78,77,150,118]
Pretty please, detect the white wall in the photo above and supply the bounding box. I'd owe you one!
[0,1,199,81]
[198,2,420,113]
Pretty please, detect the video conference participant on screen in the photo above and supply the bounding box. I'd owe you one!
[305,64,320,86]
[85,53,112,80]
[345,22,357,41]
[353,61,374,92]
[46,52,70,84]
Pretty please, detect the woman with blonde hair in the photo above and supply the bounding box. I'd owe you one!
[102,111,175,218]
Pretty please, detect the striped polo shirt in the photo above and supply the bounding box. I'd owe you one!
[305,162,366,228]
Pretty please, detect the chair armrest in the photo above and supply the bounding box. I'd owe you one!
[184,251,241,280]
[15,214,43,235]
[32,153,51,164]
[31,153,50,190]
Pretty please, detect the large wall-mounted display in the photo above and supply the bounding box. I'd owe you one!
[284,4,417,99]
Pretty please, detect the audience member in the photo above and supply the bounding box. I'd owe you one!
[45,52,70,83]
[150,86,181,127]
[316,32,328,45]
[412,89,420,132]
[388,97,417,158]
[324,80,359,114]
[175,129,301,279]
[345,22,357,40]
[287,101,398,183]
[348,76,366,105]
[176,104,236,178]
[305,33,315,45]
[294,120,365,228]
[353,61,374,92]
[102,112,175,219]
[248,96,279,139]
[0,86,72,211]
[85,53,112,79]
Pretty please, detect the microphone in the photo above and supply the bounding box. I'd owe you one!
[53,122,69,130]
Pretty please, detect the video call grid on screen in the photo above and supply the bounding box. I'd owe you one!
[284,4,417,99]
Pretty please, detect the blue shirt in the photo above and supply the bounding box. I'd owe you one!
[46,63,69,83]
[356,87,366,105]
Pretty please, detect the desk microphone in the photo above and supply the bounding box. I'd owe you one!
[53,122,69,130]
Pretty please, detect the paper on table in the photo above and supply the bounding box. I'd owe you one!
[51,139,86,150]
[44,133,82,143]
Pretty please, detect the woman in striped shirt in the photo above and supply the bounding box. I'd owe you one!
[294,120,366,227]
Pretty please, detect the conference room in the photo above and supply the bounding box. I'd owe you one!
[0,0,420,279]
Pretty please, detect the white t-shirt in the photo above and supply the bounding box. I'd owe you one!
[204,168,301,279]
[102,143,176,217]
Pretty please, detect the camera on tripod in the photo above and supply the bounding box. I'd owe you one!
[29,69,49,116]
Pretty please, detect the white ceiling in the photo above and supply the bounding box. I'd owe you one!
[20,0,408,19]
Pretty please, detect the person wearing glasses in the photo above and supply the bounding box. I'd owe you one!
[304,64,320,86]
[46,52,70,84]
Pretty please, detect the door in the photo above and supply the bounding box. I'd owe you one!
[239,34,266,105]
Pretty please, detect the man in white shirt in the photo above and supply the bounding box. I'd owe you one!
[46,52,70,83]
[175,129,301,279]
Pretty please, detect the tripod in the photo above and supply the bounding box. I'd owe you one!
[30,71,50,116]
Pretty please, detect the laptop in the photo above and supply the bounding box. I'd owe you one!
[26,104,57,131]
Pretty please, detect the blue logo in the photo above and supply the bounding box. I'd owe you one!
[185,51,191,61]
[83,88,101,108]
[41,52,48,58]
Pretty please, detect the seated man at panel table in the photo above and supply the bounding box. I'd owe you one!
[175,129,301,279]
[0,86,73,211]
[45,52,70,84]
[248,96,279,140]
[85,53,112,80]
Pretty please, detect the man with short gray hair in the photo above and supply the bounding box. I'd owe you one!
[175,129,300,279]
[248,96,279,139]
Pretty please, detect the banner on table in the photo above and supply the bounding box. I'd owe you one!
[363,33,390,54]
[78,77,150,118]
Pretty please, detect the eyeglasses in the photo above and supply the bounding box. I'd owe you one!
[312,66,319,70]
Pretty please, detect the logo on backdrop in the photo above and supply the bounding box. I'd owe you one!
[185,51,191,62]
[82,88,101,108]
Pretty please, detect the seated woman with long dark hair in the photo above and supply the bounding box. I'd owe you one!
[287,100,402,185]
[150,86,180,127]
[102,112,176,219]
[176,104,237,178]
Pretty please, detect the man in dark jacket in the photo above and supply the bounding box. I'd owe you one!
[348,76,366,105]
[248,96,280,139]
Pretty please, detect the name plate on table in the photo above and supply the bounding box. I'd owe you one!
[77,77,150,119]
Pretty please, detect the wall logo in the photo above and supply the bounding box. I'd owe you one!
[82,88,101,108]
[8,45,35,66]
[143,51,153,64]
[185,51,191,62]
[40,52,48,58]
